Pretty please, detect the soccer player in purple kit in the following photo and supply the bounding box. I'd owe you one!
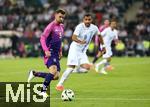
[27,9,66,97]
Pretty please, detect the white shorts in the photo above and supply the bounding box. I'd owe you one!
[102,46,112,58]
[67,44,89,66]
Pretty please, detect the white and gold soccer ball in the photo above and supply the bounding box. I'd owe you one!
[61,89,75,101]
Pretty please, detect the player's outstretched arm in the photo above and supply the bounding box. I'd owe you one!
[72,34,86,44]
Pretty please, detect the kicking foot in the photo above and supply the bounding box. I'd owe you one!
[56,85,64,91]
[27,70,35,83]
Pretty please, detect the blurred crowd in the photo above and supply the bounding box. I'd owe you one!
[0,0,149,58]
[121,0,150,57]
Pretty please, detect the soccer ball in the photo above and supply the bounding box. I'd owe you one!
[61,89,75,101]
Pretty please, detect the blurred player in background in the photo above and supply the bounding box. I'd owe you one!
[95,19,119,74]
[73,19,110,73]
[27,9,66,97]
[92,19,110,64]
[56,13,106,91]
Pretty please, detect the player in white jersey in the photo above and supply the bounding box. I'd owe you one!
[92,19,110,64]
[95,19,119,74]
[56,13,106,91]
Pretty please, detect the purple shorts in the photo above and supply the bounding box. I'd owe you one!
[45,55,60,71]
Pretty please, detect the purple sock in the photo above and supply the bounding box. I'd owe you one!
[42,73,54,92]
[33,71,48,78]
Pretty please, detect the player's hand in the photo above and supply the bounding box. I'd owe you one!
[45,51,51,57]
[79,40,86,44]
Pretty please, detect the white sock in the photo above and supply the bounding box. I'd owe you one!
[77,67,88,73]
[96,59,107,67]
[72,67,79,73]
[57,68,74,86]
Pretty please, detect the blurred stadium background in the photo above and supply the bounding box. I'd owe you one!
[0,0,150,107]
[0,0,149,58]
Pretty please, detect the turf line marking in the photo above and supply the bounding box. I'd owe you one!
[1,97,150,101]
[50,97,150,101]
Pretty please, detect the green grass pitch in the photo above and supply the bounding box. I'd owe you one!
[0,57,150,107]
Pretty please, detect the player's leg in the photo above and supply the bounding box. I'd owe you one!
[95,46,110,73]
[53,60,61,80]
[41,56,61,90]
[53,72,60,80]
[56,46,78,91]
[39,65,57,97]
[99,48,113,74]
[28,70,60,82]
[27,70,48,83]
[100,46,114,72]
[92,56,99,64]
[99,58,110,74]
[56,65,75,91]
[92,35,100,64]
[78,63,91,72]
[104,57,114,71]
[27,56,59,83]
[95,59,107,72]
[75,52,91,73]
[39,55,61,97]
[92,51,102,64]
[73,60,90,73]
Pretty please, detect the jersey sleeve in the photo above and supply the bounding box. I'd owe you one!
[73,24,82,36]
[40,23,53,51]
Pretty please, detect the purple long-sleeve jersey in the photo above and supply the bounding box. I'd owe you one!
[40,20,64,64]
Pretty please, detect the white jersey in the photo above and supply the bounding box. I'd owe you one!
[101,27,118,58]
[71,23,100,53]
[67,23,100,66]
[101,27,118,47]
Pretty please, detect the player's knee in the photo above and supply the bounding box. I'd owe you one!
[84,66,90,70]
[86,67,90,70]
[53,76,59,80]
[53,72,60,80]
[48,65,57,74]
[81,64,91,70]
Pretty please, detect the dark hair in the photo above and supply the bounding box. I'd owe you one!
[55,9,66,15]
[83,13,93,18]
